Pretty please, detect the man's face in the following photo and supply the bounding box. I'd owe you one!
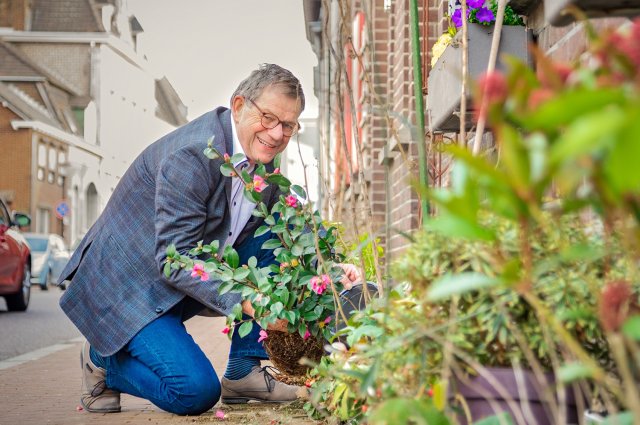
[232,86,302,165]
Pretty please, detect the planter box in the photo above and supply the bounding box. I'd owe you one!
[546,0,640,26]
[449,367,580,425]
[427,24,531,133]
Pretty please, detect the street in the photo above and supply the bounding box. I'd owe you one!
[0,286,81,361]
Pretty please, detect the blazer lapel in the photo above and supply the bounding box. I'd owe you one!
[221,110,233,206]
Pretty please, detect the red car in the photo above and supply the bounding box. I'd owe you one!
[0,198,32,312]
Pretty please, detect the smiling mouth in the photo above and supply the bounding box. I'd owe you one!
[257,137,276,149]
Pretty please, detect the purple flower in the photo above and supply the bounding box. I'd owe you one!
[475,6,495,23]
[451,8,462,28]
[468,0,485,8]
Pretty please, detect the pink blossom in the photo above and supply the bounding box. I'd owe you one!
[223,153,230,162]
[257,329,268,343]
[215,409,226,420]
[310,274,330,294]
[253,175,268,193]
[221,326,230,335]
[324,316,332,325]
[304,328,311,340]
[191,263,209,281]
[273,168,280,174]
[285,195,298,208]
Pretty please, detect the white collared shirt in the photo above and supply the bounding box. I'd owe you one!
[224,119,257,249]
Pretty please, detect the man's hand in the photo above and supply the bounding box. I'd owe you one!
[242,300,289,332]
[338,263,361,290]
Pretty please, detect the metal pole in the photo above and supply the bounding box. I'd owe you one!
[409,0,429,223]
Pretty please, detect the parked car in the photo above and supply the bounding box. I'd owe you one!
[0,198,31,311]
[24,233,70,290]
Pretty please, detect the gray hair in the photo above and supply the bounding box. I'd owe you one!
[231,63,305,112]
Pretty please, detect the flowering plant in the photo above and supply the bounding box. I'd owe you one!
[431,1,524,68]
[165,142,353,345]
[448,0,523,29]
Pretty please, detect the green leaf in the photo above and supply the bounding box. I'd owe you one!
[271,302,284,316]
[238,321,253,338]
[622,316,640,341]
[549,106,626,168]
[271,224,286,234]
[203,146,221,160]
[426,215,496,241]
[163,261,171,277]
[368,398,449,425]
[524,87,626,132]
[247,256,257,268]
[261,239,282,250]
[291,243,304,256]
[603,107,640,195]
[273,153,281,169]
[230,153,245,163]
[266,173,291,187]
[166,244,177,257]
[220,162,236,177]
[223,246,239,269]
[243,189,262,203]
[427,273,501,301]
[255,163,266,177]
[233,268,250,280]
[291,184,307,199]
[557,362,595,383]
[254,225,270,237]
[473,413,515,425]
[602,412,634,425]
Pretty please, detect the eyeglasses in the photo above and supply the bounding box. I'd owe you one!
[247,98,299,137]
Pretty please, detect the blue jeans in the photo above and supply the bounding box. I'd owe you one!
[96,231,275,415]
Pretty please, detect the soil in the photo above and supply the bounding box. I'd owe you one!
[263,331,325,377]
[191,400,327,424]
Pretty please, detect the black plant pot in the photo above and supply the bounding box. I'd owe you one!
[449,367,580,424]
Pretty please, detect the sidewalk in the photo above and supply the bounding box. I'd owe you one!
[0,316,320,425]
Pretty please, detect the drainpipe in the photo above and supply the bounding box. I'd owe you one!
[409,0,429,223]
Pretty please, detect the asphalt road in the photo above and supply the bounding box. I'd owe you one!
[0,286,81,361]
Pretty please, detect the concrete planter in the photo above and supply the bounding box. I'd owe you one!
[546,0,640,26]
[427,24,531,133]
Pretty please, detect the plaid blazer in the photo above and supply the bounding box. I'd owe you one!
[59,108,280,356]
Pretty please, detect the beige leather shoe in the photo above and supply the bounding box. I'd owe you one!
[221,366,308,404]
[80,341,121,413]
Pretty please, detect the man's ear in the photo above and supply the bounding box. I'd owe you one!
[231,96,245,122]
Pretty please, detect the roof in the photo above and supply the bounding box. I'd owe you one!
[30,0,104,33]
[0,40,79,96]
[0,81,58,126]
[155,77,188,127]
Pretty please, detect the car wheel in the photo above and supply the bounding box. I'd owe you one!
[6,264,31,312]
[40,272,50,291]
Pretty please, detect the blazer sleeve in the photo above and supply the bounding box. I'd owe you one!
[153,143,239,313]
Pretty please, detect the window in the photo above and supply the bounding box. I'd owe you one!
[38,144,46,167]
[37,168,44,181]
[48,146,57,169]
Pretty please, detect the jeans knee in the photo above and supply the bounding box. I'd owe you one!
[165,373,221,415]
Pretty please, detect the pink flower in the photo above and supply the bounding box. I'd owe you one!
[273,167,280,174]
[310,274,330,294]
[285,195,298,208]
[324,316,332,325]
[253,175,268,193]
[221,326,230,335]
[191,263,209,281]
[257,329,268,343]
[223,153,230,162]
[303,328,311,340]
[215,409,226,420]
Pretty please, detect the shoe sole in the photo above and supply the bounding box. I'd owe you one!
[221,396,295,404]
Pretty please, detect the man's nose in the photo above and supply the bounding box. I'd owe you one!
[266,122,284,139]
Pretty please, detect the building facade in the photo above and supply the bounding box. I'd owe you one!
[303,0,636,265]
[0,0,187,245]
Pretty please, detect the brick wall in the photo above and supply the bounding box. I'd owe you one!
[0,106,32,212]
